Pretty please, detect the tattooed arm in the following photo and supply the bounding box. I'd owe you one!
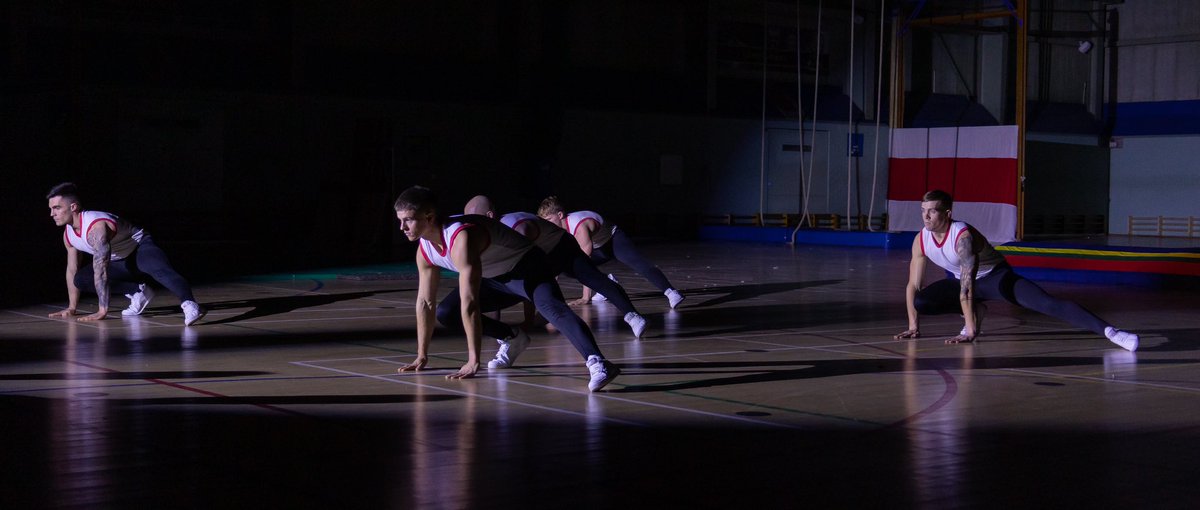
[948,228,980,343]
[77,222,114,322]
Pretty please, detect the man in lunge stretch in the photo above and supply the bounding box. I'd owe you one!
[537,195,685,310]
[894,189,1138,351]
[393,186,620,391]
[46,182,205,326]
[461,195,648,338]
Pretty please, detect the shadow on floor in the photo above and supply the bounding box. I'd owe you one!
[177,289,413,325]
[610,355,1196,393]
[633,279,844,308]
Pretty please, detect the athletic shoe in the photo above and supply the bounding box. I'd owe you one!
[586,355,620,392]
[959,302,987,337]
[122,284,155,316]
[592,274,618,303]
[1105,326,1139,352]
[624,312,647,338]
[665,288,685,309]
[487,328,531,369]
[181,300,207,326]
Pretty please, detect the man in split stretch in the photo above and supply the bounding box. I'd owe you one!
[895,189,1138,351]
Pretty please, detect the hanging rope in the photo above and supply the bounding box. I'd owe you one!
[807,0,822,227]
[759,0,768,222]
[795,0,822,237]
[846,0,856,231]
[867,0,886,231]
[794,0,807,234]
[887,1,900,227]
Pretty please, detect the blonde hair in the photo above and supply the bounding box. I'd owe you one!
[537,195,565,217]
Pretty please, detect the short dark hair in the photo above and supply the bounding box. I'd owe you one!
[394,186,438,215]
[922,189,953,210]
[46,182,80,203]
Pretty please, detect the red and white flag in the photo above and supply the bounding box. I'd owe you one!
[887,126,1019,243]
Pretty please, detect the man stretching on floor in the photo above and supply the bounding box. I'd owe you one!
[393,186,620,391]
[46,182,206,326]
[461,195,648,338]
[894,189,1138,351]
[537,195,685,309]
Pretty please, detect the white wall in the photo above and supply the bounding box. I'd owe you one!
[552,110,891,226]
[1116,0,1200,102]
[1108,134,1200,233]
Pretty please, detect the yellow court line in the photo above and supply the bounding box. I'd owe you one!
[997,246,1200,260]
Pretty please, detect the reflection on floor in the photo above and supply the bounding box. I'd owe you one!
[3,241,1199,508]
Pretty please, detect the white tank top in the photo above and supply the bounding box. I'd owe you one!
[566,211,613,249]
[921,221,1006,279]
[418,215,533,278]
[64,210,144,260]
[500,212,566,254]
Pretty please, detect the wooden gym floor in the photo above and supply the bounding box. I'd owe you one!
[2,241,1198,509]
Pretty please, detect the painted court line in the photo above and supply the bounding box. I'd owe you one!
[202,314,409,326]
[296,360,805,429]
[304,352,883,429]
[295,333,927,367]
[494,376,809,428]
[294,337,902,366]
[65,360,310,418]
[229,281,415,305]
[7,308,183,329]
[1001,367,1200,393]
[6,309,175,328]
[290,361,646,426]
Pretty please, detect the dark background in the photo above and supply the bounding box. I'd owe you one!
[3,0,770,308]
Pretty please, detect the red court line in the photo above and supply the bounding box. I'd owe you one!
[885,367,958,429]
[1006,255,1200,276]
[68,360,310,418]
[856,341,960,429]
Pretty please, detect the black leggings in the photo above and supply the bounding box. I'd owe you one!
[547,237,638,315]
[914,265,1110,335]
[73,236,196,303]
[590,227,674,292]
[436,250,603,360]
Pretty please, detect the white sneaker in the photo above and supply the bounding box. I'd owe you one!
[591,274,618,303]
[487,328,530,369]
[1105,326,1139,352]
[122,284,155,316]
[665,288,685,309]
[959,302,987,337]
[181,300,206,326]
[624,312,647,338]
[586,355,620,391]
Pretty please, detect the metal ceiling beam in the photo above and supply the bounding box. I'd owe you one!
[907,9,1017,27]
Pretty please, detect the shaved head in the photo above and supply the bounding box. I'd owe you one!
[464,195,495,217]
